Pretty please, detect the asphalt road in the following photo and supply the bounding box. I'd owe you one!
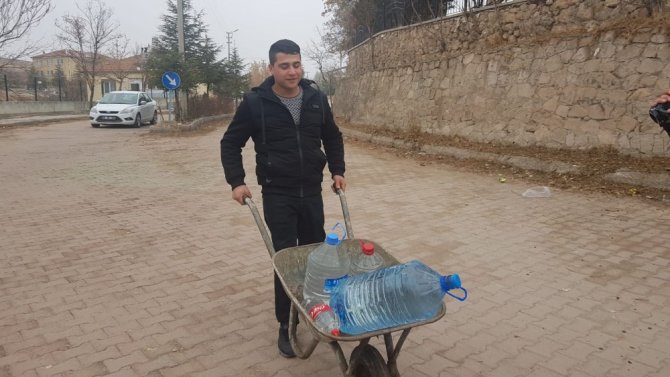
[1,119,669,377]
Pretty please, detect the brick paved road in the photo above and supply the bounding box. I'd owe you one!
[1,120,669,377]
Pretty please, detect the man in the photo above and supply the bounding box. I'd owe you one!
[220,39,346,358]
[651,88,670,136]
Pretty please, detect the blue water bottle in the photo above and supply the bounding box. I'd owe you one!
[329,260,467,335]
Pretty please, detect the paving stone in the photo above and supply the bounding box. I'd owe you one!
[1,120,668,377]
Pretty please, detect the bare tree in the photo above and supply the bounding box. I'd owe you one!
[106,35,131,89]
[56,0,119,106]
[247,60,270,88]
[304,27,347,112]
[0,0,52,68]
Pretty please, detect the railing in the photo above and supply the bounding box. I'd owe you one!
[352,0,517,46]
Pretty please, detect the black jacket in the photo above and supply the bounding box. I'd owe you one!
[220,77,345,197]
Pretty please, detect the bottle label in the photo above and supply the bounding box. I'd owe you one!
[324,275,348,293]
[308,303,331,320]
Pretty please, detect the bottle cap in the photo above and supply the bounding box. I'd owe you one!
[440,274,461,291]
[331,329,341,336]
[325,233,339,245]
[362,242,375,255]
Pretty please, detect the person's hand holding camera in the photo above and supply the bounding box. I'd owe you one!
[650,89,670,136]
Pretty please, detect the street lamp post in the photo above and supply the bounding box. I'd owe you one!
[226,29,239,60]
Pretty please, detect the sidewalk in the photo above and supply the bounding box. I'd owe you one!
[0,113,87,127]
[1,120,668,377]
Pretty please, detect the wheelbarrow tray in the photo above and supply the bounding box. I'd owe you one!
[273,238,446,342]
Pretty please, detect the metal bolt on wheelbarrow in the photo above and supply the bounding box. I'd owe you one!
[245,189,446,377]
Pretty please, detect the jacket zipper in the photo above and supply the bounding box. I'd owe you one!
[262,89,315,198]
[293,113,304,197]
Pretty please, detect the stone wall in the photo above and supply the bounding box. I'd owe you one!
[335,0,670,156]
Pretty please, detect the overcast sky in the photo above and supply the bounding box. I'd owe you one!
[29,0,330,77]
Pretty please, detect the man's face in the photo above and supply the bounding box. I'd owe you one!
[269,52,303,94]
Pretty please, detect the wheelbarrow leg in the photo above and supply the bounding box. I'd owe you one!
[288,302,319,359]
[329,341,351,376]
[384,330,411,377]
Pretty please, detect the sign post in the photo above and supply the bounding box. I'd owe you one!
[161,71,181,123]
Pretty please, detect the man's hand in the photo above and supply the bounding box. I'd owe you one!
[332,175,347,193]
[651,89,670,107]
[232,185,252,205]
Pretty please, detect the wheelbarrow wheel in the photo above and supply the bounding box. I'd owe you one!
[350,344,391,377]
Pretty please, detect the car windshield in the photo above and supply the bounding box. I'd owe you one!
[99,93,138,105]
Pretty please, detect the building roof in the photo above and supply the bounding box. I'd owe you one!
[97,55,144,74]
[31,49,109,61]
[0,58,31,69]
[31,49,77,59]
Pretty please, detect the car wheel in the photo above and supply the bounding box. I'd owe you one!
[150,110,157,125]
[91,124,100,128]
[134,114,142,128]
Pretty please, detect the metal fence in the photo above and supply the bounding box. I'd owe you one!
[446,0,514,15]
[353,0,515,46]
[0,71,87,102]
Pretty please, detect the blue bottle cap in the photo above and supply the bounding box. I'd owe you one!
[325,233,339,245]
[440,274,461,291]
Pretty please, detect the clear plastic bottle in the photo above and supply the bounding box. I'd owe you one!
[329,260,467,335]
[302,232,351,304]
[304,299,341,336]
[351,242,383,275]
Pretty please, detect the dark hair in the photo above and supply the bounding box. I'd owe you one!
[269,39,301,64]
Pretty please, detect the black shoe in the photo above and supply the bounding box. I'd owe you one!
[278,323,296,358]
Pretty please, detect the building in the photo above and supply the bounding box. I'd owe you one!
[31,50,147,102]
[95,54,146,100]
[31,50,80,79]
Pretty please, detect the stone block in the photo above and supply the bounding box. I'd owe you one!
[543,97,560,112]
[572,47,591,63]
[597,129,619,147]
[617,45,644,61]
[604,0,619,8]
[556,105,570,118]
[636,58,665,74]
[615,116,639,132]
[587,103,610,120]
[567,105,588,118]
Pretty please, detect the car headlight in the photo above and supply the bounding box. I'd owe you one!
[120,107,133,114]
[90,107,97,113]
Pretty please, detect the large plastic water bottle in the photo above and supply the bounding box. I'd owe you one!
[304,299,341,336]
[330,260,467,335]
[302,232,351,304]
[351,242,383,275]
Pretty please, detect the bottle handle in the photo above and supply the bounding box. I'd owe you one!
[330,222,348,241]
[446,287,468,302]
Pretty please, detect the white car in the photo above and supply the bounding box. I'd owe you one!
[89,91,157,128]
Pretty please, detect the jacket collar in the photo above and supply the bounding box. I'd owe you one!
[253,76,317,102]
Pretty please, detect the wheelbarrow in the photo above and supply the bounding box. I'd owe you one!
[245,190,446,377]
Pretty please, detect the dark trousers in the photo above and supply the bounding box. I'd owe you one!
[263,193,326,324]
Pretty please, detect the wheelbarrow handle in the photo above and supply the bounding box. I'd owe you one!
[244,196,276,258]
[245,189,354,258]
[335,188,355,239]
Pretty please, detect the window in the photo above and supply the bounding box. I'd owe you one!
[130,83,140,91]
[101,80,116,95]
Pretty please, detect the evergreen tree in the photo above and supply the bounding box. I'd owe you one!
[214,47,248,102]
[147,0,206,91]
[198,34,225,95]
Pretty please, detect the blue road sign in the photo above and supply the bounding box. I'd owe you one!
[161,71,181,90]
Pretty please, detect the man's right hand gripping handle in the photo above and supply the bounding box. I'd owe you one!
[232,185,252,205]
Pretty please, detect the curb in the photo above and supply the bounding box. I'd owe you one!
[340,127,670,192]
[0,114,88,127]
[149,114,233,133]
